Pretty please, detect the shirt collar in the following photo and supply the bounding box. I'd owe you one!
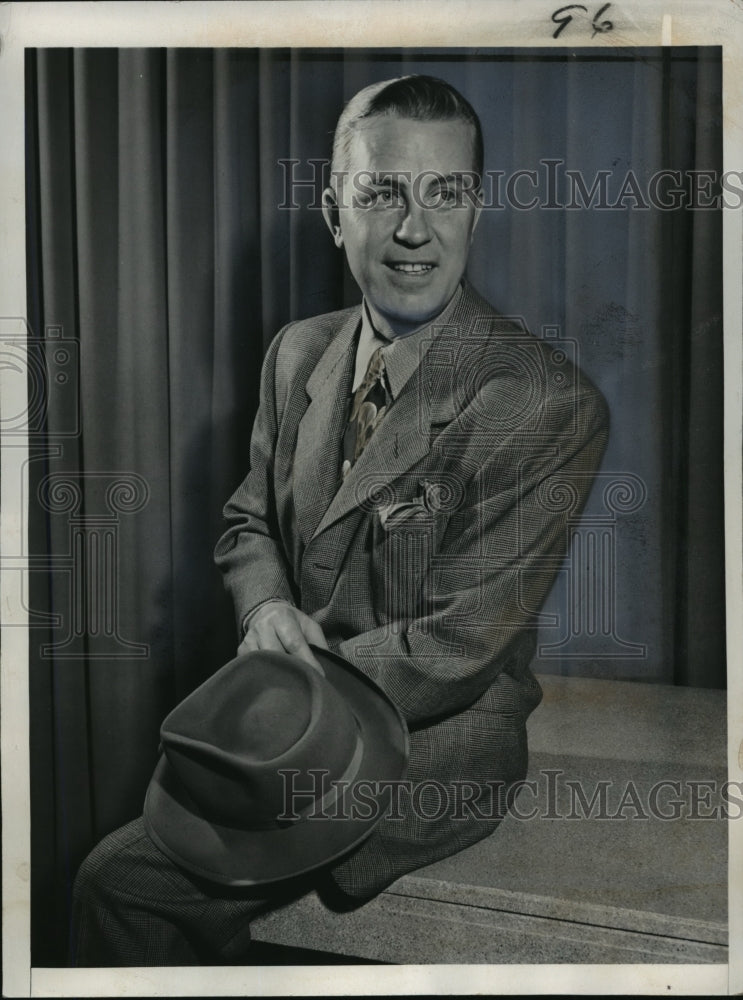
[354,283,463,399]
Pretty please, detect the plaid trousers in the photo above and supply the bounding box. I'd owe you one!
[70,753,520,967]
[70,703,528,965]
[70,817,339,967]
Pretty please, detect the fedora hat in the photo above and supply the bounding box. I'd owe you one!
[143,645,409,887]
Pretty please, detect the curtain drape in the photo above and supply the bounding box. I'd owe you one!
[25,47,724,965]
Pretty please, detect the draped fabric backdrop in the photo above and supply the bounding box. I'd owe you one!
[25,48,724,965]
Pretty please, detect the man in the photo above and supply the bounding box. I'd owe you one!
[71,74,608,965]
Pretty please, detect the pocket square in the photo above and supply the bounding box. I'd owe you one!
[377,498,432,531]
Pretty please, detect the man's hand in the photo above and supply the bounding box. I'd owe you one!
[239,600,328,669]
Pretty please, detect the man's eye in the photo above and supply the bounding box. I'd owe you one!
[433,187,460,208]
[352,187,403,209]
[375,188,400,207]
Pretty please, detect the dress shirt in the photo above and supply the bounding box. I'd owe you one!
[352,282,464,397]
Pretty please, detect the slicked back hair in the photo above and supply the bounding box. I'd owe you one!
[330,74,484,188]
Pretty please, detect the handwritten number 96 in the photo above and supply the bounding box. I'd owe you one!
[551,2,613,38]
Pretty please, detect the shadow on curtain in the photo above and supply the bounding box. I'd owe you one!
[25,47,724,965]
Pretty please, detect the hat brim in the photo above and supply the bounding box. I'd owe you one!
[143,646,409,887]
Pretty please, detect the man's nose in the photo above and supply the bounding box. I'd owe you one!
[394,201,432,247]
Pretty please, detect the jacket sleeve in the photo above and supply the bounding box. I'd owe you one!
[214,326,297,637]
[334,380,610,727]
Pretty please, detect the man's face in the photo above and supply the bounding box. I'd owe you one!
[324,115,481,338]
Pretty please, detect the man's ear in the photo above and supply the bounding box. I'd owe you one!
[322,187,343,248]
[470,188,483,241]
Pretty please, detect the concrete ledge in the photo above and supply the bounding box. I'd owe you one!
[385,876,727,945]
[252,886,726,964]
[251,675,728,963]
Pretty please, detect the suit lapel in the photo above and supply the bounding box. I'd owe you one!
[293,310,360,547]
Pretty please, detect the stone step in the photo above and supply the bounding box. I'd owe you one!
[251,674,728,963]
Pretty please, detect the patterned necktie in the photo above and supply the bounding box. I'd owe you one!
[341,346,389,480]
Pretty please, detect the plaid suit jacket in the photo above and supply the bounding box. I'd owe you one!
[214,281,609,899]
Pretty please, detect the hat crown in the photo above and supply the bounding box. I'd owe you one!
[161,651,360,827]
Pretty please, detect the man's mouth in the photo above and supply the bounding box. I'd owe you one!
[386,263,436,274]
